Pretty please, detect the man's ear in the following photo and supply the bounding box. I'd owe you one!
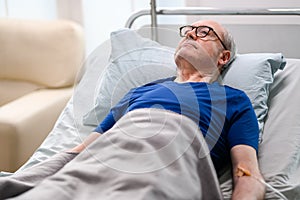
[218,50,231,66]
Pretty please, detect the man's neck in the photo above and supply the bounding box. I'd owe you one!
[175,68,219,83]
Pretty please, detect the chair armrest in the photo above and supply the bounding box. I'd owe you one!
[0,88,73,172]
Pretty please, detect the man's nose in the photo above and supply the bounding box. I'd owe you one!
[186,29,197,40]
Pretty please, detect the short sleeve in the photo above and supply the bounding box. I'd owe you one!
[94,88,137,133]
[227,92,260,152]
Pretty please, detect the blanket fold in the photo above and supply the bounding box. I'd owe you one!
[2,108,223,200]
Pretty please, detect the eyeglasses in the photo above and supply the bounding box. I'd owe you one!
[179,25,227,50]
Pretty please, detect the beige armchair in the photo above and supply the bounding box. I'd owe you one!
[0,18,85,172]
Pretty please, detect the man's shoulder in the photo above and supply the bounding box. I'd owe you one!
[223,84,250,101]
[224,84,245,94]
[210,82,246,96]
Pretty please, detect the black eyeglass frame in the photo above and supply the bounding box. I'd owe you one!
[179,25,228,50]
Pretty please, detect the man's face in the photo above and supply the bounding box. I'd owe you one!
[174,20,226,74]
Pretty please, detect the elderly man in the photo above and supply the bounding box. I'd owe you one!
[175,20,266,199]
[1,20,265,200]
[72,20,265,199]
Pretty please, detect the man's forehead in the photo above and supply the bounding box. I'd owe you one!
[192,20,224,33]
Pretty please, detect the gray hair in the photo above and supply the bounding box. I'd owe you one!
[222,28,237,70]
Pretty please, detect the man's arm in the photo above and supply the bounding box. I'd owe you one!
[231,144,265,200]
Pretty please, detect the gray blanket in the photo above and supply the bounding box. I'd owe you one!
[0,108,223,200]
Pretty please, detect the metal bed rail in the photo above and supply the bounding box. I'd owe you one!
[125,0,300,41]
[125,8,300,28]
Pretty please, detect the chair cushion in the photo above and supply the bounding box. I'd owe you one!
[0,19,85,88]
[0,80,42,106]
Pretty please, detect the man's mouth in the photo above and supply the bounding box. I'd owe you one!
[182,42,197,49]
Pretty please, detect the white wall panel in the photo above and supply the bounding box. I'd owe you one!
[2,0,56,19]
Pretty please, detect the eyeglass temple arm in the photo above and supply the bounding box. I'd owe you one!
[212,30,227,50]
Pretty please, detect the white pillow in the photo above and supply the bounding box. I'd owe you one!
[82,29,177,126]
[221,53,286,142]
[83,28,286,142]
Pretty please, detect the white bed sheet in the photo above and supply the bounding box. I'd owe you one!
[260,59,300,199]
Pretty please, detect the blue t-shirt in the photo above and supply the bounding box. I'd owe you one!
[94,77,259,173]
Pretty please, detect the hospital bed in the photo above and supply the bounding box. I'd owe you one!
[2,1,300,199]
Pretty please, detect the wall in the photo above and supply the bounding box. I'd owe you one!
[0,0,56,19]
[82,0,185,55]
[0,0,299,55]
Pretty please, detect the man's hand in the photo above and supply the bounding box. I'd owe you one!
[66,132,101,153]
